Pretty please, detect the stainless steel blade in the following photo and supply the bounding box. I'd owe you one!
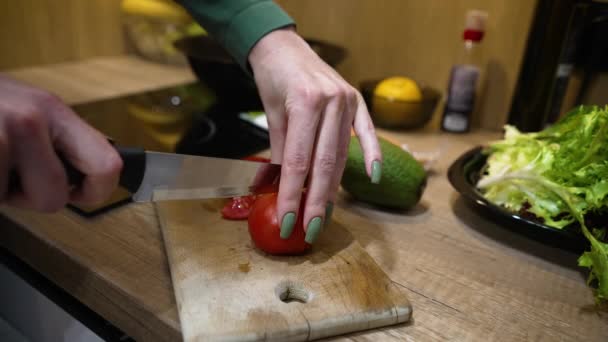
[131,152,280,202]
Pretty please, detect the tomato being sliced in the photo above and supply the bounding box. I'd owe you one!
[248,193,311,255]
[221,196,256,220]
[221,155,276,220]
[242,156,271,163]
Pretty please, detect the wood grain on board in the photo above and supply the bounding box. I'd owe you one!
[156,199,411,341]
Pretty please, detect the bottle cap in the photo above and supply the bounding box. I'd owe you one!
[463,10,488,42]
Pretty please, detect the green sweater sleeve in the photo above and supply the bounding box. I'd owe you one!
[176,0,295,69]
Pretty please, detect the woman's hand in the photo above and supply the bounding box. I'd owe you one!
[0,75,123,212]
[248,27,382,244]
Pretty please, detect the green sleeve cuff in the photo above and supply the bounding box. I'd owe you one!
[223,2,295,69]
[177,0,295,71]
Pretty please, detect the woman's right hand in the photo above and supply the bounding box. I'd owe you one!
[0,74,123,212]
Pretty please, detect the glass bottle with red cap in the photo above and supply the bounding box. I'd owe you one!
[441,10,488,133]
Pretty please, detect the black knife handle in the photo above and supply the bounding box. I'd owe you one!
[7,144,146,196]
[116,146,146,194]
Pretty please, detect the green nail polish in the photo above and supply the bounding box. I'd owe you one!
[280,212,296,239]
[305,217,323,244]
[325,202,334,226]
[371,160,382,184]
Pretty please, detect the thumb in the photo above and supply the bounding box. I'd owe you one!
[50,106,123,206]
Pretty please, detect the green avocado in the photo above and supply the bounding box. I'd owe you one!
[341,136,427,209]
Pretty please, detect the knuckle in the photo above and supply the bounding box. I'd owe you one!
[36,200,65,213]
[86,146,123,180]
[323,84,342,100]
[100,151,123,178]
[48,167,69,190]
[34,188,68,212]
[284,152,309,175]
[37,200,65,213]
[34,91,62,111]
[268,125,284,140]
[317,153,337,174]
[336,148,348,165]
[9,110,43,135]
[346,87,358,106]
[0,133,8,151]
[303,201,327,219]
[294,84,322,107]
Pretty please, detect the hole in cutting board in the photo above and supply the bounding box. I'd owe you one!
[275,281,311,304]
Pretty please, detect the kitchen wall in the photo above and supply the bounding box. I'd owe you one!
[275,0,538,130]
[0,0,537,130]
[0,0,126,70]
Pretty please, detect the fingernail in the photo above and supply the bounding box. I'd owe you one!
[280,212,296,239]
[371,160,382,184]
[324,202,334,227]
[305,217,323,244]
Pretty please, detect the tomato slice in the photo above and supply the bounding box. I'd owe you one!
[242,156,271,163]
[221,196,256,220]
[221,155,275,220]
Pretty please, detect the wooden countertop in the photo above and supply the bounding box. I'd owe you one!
[2,56,607,341]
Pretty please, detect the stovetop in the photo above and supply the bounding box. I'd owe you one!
[70,82,270,216]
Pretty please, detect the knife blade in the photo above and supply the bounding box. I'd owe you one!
[8,145,281,203]
[125,149,281,202]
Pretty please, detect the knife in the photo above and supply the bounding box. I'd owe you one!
[9,146,281,202]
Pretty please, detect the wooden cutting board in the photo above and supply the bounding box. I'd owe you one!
[156,199,411,341]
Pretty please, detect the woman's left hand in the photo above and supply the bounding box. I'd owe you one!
[248,27,382,244]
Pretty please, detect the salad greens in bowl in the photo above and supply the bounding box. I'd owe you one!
[476,105,608,302]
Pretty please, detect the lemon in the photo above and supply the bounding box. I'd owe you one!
[374,76,422,102]
[371,77,425,127]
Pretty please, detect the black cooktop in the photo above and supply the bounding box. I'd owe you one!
[69,82,270,216]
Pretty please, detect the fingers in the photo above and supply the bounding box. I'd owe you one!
[302,90,345,243]
[0,125,9,201]
[51,105,123,207]
[0,76,121,211]
[326,96,356,205]
[324,79,358,205]
[322,122,351,229]
[5,110,69,212]
[276,89,323,241]
[265,109,287,165]
[353,92,382,183]
[276,83,379,244]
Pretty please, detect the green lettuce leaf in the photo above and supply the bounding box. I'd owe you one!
[477,105,608,302]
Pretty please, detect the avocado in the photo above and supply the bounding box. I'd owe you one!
[341,136,427,209]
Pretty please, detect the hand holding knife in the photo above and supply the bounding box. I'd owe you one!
[9,144,281,203]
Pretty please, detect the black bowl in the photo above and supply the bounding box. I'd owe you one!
[174,35,347,111]
[447,146,589,253]
[359,79,441,129]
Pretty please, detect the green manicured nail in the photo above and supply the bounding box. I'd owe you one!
[325,202,334,226]
[371,160,382,184]
[305,217,323,244]
[280,212,296,239]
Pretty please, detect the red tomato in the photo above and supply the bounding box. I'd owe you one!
[248,193,311,255]
[252,182,279,195]
[242,156,271,163]
[221,196,256,220]
[221,155,276,220]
